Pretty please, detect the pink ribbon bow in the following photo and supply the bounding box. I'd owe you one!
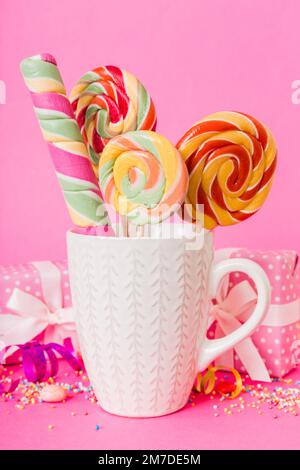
[0,261,77,356]
[210,279,271,382]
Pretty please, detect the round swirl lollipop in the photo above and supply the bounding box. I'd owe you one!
[70,66,157,174]
[99,131,189,225]
[176,111,277,229]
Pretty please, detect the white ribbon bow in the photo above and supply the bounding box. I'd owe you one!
[0,261,76,353]
[210,279,272,382]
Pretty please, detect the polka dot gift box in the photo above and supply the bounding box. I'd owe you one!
[0,261,78,364]
[210,249,300,380]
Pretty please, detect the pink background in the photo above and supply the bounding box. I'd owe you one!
[1,1,300,451]
[0,0,299,263]
[2,362,300,450]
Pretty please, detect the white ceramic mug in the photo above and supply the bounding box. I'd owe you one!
[67,230,270,417]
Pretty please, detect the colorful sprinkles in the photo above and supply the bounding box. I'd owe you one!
[2,364,300,425]
[191,373,300,418]
[0,367,98,409]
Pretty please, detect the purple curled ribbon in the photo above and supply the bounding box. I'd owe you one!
[1,338,82,383]
[0,380,19,395]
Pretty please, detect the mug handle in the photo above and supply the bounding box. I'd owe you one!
[197,258,270,372]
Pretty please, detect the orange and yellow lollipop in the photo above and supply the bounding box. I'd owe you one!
[176,111,277,229]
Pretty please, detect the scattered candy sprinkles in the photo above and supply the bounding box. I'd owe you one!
[2,363,300,426]
[0,366,98,410]
[191,373,300,418]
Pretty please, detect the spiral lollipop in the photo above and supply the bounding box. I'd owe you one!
[99,131,189,225]
[176,111,277,230]
[70,66,157,175]
[20,53,111,228]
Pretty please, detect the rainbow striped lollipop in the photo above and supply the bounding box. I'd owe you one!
[70,66,157,175]
[20,53,111,228]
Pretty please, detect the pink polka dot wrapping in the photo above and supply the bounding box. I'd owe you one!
[209,249,300,379]
[230,249,300,305]
[0,261,77,365]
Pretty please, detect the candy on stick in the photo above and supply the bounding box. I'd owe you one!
[99,131,189,225]
[20,53,111,229]
[176,111,277,229]
[70,66,157,175]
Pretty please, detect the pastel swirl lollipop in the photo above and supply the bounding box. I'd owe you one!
[176,111,277,229]
[99,131,189,225]
[70,66,157,174]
